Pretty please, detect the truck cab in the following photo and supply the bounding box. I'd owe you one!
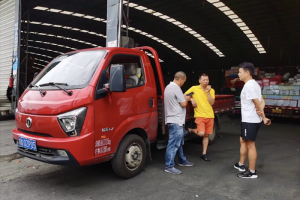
[13,47,164,178]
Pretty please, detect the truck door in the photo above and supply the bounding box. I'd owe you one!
[93,53,155,158]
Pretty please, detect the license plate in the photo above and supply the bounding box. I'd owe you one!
[272,109,282,113]
[19,137,37,151]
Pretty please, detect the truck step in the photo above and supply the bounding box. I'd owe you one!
[156,140,168,149]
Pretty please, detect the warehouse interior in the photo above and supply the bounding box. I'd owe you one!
[0,0,299,116]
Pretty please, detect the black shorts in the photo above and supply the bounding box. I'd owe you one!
[241,122,261,141]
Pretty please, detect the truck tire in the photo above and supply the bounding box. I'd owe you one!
[111,134,147,179]
[208,123,218,145]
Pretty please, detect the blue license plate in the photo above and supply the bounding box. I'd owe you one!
[19,137,37,151]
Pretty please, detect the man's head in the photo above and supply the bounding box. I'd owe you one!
[238,62,254,82]
[173,71,186,87]
[199,73,209,86]
[105,65,111,79]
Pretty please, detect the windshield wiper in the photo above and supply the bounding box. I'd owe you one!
[39,82,72,96]
[28,84,46,96]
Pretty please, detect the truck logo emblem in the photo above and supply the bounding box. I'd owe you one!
[102,127,114,132]
[26,117,32,128]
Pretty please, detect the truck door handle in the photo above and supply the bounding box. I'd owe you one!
[149,97,153,108]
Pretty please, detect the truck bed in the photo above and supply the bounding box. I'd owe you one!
[185,95,235,120]
[158,95,235,125]
[264,105,300,118]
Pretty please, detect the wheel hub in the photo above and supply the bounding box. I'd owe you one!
[125,143,143,171]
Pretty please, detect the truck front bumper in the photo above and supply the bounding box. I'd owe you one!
[15,142,79,166]
[12,128,95,166]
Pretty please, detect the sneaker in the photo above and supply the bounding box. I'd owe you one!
[234,163,246,172]
[237,169,258,179]
[200,154,211,162]
[178,160,194,167]
[164,167,182,174]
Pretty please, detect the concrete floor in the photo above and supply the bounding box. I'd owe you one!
[0,119,16,156]
[0,117,299,200]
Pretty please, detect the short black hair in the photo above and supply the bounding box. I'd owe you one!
[239,62,254,76]
[174,71,186,80]
[199,73,208,79]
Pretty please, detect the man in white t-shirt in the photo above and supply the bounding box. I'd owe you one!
[234,62,271,179]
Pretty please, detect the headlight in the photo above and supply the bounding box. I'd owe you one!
[57,107,87,137]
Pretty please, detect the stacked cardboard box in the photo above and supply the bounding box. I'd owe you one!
[225,70,231,77]
[265,73,276,78]
[224,66,239,77]
[258,71,265,79]
[270,81,278,85]
[262,85,300,107]
[225,66,260,77]
[263,79,270,86]
[231,66,239,74]
[254,67,259,76]
[289,74,300,85]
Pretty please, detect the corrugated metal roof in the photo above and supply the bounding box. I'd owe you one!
[20,0,299,72]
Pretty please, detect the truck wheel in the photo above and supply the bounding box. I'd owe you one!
[208,123,218,145]
[111,134,147,179]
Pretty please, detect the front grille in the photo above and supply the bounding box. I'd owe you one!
[19,129,52,137]
[18,146,55,157]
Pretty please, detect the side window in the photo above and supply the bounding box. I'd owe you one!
[98,54,145,89]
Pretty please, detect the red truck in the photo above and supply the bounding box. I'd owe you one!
[12,46,234,178]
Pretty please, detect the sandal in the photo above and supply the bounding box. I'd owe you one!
[201,154,211,162]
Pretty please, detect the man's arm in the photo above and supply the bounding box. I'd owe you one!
[206,86,215,105]
[182,87,195,107]
[256,96,265,115]
[253,99,265,118]
[207,92,215,105]
[246,86,270,125]
[190,98,197,107]
[260,96,265,110]
[176,87,191,108]
[230,78,239,84]
[180,95,191,107]
[253,98,271,125]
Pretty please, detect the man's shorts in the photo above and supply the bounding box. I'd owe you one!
[241,122,261,141]
[195,117,214,134]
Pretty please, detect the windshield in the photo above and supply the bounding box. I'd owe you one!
[32,50,106,89]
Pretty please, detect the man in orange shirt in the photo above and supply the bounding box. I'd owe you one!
[185,74,215,162]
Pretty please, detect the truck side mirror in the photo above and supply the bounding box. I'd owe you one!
[109,64,126,92]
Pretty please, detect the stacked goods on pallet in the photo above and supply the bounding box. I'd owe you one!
[263,79,270,86]
[224,66,238,77]
[224,66,300,117]
[225,66,260,78]
[265,72,276,78]
[254,67,259,76]
[288,74,300,85]
[262,85,300,108]
[258,71,265,79]
[231,66,239,75]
